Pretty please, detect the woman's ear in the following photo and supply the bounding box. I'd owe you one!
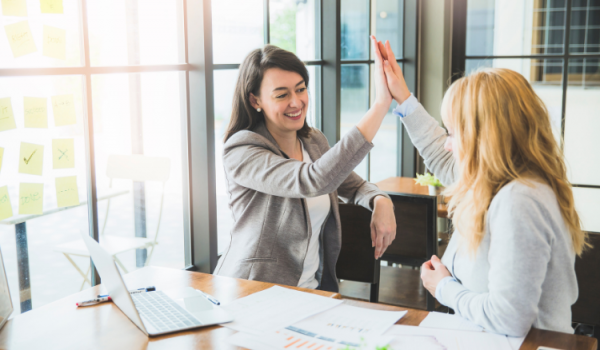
[249,93,261,110]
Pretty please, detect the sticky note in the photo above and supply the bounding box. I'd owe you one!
[2,0,27,17]
[51,94,76,126]
[40,0,62,13]
[55,176,79,208]
[0,98,16,132]
[24,97,48,128]
[52,138,74,169]
[0,186,13,221]
[19,183,43,215]
[42,25,66,60]
[4,21,37,58]
[19,142,44,176]
[0,147,4,173]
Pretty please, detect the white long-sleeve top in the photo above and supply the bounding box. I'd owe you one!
[395,96,578,337]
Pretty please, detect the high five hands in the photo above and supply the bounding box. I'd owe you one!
[371,35,412,105]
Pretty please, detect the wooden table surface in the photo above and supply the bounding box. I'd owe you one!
[376,177,449,218]
[0,267,596,350]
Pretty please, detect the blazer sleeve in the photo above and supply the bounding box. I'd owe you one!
[400,103,458,186]
[336,171,391,210]
[223,126,374,198]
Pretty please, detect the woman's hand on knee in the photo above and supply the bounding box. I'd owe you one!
[421,255,452,297]
[370,196,396,260]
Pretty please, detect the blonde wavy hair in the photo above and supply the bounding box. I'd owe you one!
[442,68,589,256]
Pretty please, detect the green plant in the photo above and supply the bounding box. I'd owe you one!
[414,173,442,187]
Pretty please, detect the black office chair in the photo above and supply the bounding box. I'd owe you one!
[572,232,600,340]
[337,192,438,310]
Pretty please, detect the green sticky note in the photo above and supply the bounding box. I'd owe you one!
[40,0,62,13]
[51,94,76,126]
[55,176,79,208]
[4,21,37,58]
[52,138,74,169]
[0,97,17,132]
[24,97,48,129]
[19,142,44,176]
[19,183,44,215]
[0,186,13,221]
[1,0,28,17]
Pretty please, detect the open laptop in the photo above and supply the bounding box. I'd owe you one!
[82,233,233,336]
[0,247,13,331]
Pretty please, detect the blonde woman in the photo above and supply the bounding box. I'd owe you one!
[374,39,588,336]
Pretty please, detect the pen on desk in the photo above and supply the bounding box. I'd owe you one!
[199,291,221,305]
[97,286,156,298]
[76,296,111,307]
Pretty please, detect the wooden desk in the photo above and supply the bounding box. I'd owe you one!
[377,177,449,218]
[0,267,596,350]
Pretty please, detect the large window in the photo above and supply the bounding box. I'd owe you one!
[0,0,190,314]
[340,0,407,182]
[454,0,600,233]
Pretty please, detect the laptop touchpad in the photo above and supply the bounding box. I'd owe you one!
[183,294,214,312]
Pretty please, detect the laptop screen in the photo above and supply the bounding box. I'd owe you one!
[0,247,13,328]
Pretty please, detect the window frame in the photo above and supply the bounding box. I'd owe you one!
[450,0,600,210]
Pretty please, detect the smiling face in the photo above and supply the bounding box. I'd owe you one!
[250,68,309,137]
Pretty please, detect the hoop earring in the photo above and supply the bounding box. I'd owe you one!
[257,108,262,112]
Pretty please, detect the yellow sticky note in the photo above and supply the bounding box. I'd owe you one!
[19,142,44,176]
[19,183,43,215]
[24,97,48,128]
[2,0,27,17]
[0,98,16,132]
[51,94,76,126]
[42,25,66,60]
[0,186,13,221]
[4,21,37,58]
[52,138,74,169]
[0,147,4,173]
[40,0,62,13]
[55,176,79,208]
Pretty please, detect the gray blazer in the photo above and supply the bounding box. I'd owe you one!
[214,122,390,292]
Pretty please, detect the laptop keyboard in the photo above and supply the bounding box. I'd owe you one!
[132,291,203,333]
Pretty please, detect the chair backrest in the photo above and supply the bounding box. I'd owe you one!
[336,203,380,284]
[572,232,600,327]
[106,155,171,182]
[381,192,438,266]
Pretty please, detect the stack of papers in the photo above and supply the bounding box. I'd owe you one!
[223,286,407,350]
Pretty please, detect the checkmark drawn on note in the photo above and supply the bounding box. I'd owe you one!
[24,149,37,165]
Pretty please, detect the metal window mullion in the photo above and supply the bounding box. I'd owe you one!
[321,0,341,146]
[560,0,573,148]
[80,0,101,286]
[264,0,270,45]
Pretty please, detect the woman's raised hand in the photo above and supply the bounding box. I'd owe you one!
[370,35,392,108]
[374,39,411,105]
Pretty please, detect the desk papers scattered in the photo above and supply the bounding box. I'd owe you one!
[386,325,514,350]
[228,302,406,350]
[221,286,342,335]
[419,312,525,350]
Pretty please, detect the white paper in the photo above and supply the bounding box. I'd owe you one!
[229,328,393,350]
[419,312,525,349]
[419,311,483,332]
[386,325,514,350]
[220,286,343,335]
[288,303,407,344]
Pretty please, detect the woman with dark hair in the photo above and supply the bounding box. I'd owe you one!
[215,38,396,292]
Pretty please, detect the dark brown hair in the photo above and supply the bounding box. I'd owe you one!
[224,45,312,142]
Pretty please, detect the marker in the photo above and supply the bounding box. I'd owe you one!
[199,291,221,305]
[97,286,156,298]
[76,296,111,307]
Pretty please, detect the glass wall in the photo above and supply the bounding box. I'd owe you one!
[340,0,405,182]
[464,0,600,233]
[0,0,188,313]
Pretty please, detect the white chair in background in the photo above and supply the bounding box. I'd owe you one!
[54,154,171,290]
